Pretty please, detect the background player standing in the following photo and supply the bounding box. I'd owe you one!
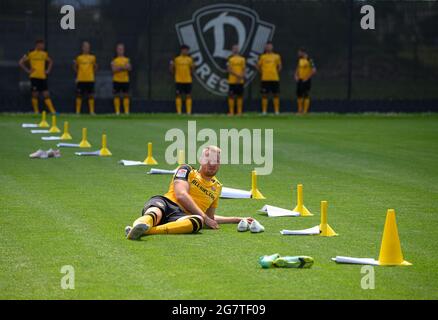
[227,44,246,116]
[111,43,132,115]
[257,42,282,115]
[18,39,56,114]
[73,41,97,115]
[295,47,316,114]
[169,45,194,115]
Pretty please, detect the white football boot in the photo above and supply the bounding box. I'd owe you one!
[126,223,149,240]
[237,219,250,232]
[249,219,265,233]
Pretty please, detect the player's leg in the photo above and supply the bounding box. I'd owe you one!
[122,83,130,115]
[185,84,193,115]
[297,80,304,114]
[113,82,121,115]
[273,82,280,115]
[42,82,56,114]
[87,83,95,115]
[175,83,182,114]
[236,85,244,115]
[75,83,83,114]
[228,88,235,115]
[303,80,311,114]
[147,215,204,235]
[261,82,268,114]
[30,81,39,114]
[127,206,163,240]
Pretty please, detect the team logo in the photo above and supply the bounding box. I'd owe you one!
[176,3,275,96]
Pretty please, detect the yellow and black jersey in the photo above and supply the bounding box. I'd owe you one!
[227,54,246,84]
[297,57,316,80]
[112,56,130,83]
[75,54,97,82]
[172,55,193,83]
[164,164,222,213]
[258,52,282,81]
[23,50,49,79]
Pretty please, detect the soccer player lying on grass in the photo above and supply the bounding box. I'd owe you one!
[125,146,254,240]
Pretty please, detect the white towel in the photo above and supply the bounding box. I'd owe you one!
[259,205,300,217]
[57,143,80,148]
[221,187,251,199]
[22,124,38,128]
[280,226,321,235]
[31,130,50,134]
[75,151,101,156]
[119,160,147,166]
[42,136,62,141]
[331,256,379,266]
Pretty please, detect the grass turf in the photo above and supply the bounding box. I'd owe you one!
[0,112,437,299]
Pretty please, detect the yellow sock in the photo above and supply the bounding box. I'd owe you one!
[114,97,121,114]
[297,98,304,113]
[133,212,157,228]
[273,96,280,114]
[31,98,39,114]
[147,216,203,235]
[237,97,243,115]
[262,97,268,113]
[44,98,56,114]
[228,97,235,115]
[88,97,95,114]
[75,97,82,114]
[304,97,311,114]
[186,96,192,115]
[176,96,182,114]
[123,97,130,114]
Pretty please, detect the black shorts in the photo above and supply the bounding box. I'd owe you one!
[229,84,244,96]
[175,83,192,95]
[141,195,187,225]
[113,82,130,94]
[76,82,95,95]
[260,81,280,94]
[30,78,48,92]
[296,79,312,97]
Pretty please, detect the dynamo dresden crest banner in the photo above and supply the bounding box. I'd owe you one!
[176,3,275,96]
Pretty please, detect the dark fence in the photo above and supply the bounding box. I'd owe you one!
[0,0,437,113]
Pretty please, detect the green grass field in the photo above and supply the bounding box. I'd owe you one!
[1,113,437,300]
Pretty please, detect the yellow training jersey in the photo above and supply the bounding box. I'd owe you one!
[112,56,130,83]
[258,53,281,81]
[227,54,246,84]
[173,55,193,83]
[164,164,222,214]
[24,50,49,79]
[75,54,96,82]
[297,57,316,80]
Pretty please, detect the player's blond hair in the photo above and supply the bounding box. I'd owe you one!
[200,145,221,165]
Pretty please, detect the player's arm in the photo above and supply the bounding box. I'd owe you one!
[294,65,299,81]
[46,56,53,75]
[125,60,132,71]
[277,56,282,72]
[256,57,262,73]
[18,55,31,74]
[73,58,78,73]
[169,60,175,75]
[173,179,219,229]
[111,61,120,73]
[94,58,98,72]
[227,63,241,79]
[208,207,253,225]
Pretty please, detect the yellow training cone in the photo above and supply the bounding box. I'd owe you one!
[319,201,338,236]
[79,128,91,148]
[60,121,72,140]
[292,184,313,216]
[99,134,112,157]
[48,115,61,133]
[177,149,185,165]
[38,111,49,128]
[250,170,265,199]
[143,142,158,165]
[378,209,411,266]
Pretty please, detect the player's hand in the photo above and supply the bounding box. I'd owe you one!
[244,217,254,224]
[204,216,219,229]
[28,68,34,74]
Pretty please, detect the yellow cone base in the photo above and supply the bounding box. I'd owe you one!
[60,133,72,140]
[143,156,158,165]
[79,140,91,148]
[319,223,338,237]
[293,205,313,217]
[378,260,412,266]
[100,147,112,157]
[39,120,49,128]
[49,126,61,133]
[251,188,265,199]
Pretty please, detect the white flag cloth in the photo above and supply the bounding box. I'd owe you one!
[119,160,147,166]
[220,187,251,199]
[280,226,321,235]
[22,124,38,128]
[57,143,80,148]
[75,151,101,156]
[147,168,177,174]
[31,130,50,134]
[331,256,379,266]
[41,136,62,141]
[259,205,300,217]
